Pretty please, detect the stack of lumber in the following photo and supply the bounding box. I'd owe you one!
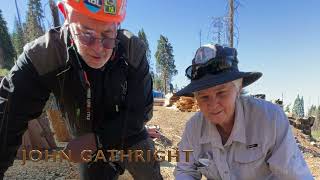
[16,116,57,159]
[154,98,165,106]
[191,102,200,112]
[175,96,199,112]
[166,94,180,107]
[44,95,72,142]
[288,116,315,136]
[46,109,72,142]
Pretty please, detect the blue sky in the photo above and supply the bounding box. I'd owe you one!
[1,0,320,111]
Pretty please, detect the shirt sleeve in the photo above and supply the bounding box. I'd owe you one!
[141,55,153,123]
[267,107,314,180]
[174,120,202,180]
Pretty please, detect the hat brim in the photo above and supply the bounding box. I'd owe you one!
[176,71,262,97]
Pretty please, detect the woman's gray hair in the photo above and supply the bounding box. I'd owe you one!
[193,78,243,97]
[232,78,243,92]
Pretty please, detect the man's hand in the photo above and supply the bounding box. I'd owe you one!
[146,126,161,139]
[64,133,97,163]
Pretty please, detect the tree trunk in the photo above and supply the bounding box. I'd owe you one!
[229,0,234,47]
[49,0,60,27]
[163,73,167,95]
[0,47,4,68]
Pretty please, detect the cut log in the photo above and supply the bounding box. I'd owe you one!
[46,109,72,142]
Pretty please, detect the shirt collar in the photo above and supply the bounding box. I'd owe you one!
[199,115,220,144]
[229,97,246,144]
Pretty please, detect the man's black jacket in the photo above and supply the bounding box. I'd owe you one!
[0,26,153,175]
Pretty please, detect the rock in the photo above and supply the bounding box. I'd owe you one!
[55,177,65,180]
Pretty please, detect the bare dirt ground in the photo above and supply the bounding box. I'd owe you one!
[4,106,320,179]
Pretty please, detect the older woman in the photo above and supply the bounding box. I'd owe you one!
[174,44,313,180]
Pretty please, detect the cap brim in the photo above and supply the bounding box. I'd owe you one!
[176,71,262,97]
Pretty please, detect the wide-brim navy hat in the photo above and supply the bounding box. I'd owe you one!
[176,44,262,97]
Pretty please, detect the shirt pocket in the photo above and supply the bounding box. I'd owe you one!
[197,159,222,180]
[233,146,269,179]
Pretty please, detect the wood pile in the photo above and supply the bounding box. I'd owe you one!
[174,96,199,112]
[16,116,57,159]
[154,98,165,106]
[44,95,72,142]
[288,116,315,136]
[46,109,72,142]
[165,94,180,107]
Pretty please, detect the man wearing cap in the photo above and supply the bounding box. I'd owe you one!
[174,44,313,180]
[0,0,163,179]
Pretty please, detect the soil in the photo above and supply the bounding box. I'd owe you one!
[4,106,320,179]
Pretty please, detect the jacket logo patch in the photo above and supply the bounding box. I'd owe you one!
[246,144,258,149]
[84,0,102,13]
[104,0,117,15]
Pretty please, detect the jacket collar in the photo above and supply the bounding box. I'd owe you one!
[60,25,77,67]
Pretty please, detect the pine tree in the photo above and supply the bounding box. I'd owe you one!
[138,29,152,70]
[0,10,16,69]
[49,0,60,27]
[153,74,164,92]
[293,95,305,118]
[155,35,177,94]
[292,95,301,118]
[308,105,317,117]
[299,96,305,118]
[312,106,320,131]
[12,17,25,56]
[25,0,45,42]
[285,104,291,113]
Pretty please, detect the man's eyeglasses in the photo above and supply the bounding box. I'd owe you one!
[74,32,119,49]
[185,57,236,80]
